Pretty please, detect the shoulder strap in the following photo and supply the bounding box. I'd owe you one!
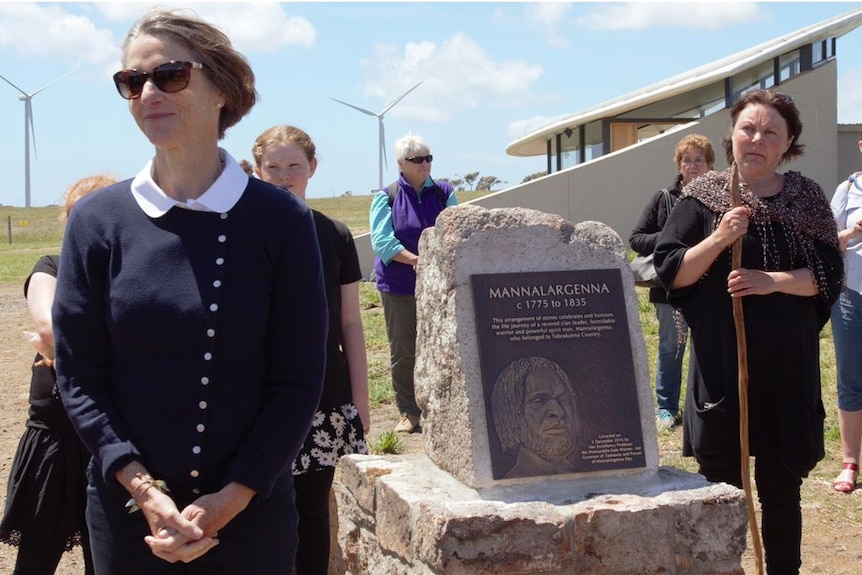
[388,180,450,209]
[387,182,399,207]
[433,181,449,208]
[661,188,673,216]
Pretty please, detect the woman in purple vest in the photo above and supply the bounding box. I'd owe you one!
[369,133,457,433]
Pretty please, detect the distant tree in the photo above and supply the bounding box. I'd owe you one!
[449,178,464,190]
[342,190,353,197]
[522,170,548,183]
[477,175,503,191]
[463,171,480,191]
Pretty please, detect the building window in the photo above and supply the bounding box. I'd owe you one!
[779,50,800,82]
[813,39,826,65]
[731,60,778,101]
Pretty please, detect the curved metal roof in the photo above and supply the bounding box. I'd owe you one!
[505,7,862,158]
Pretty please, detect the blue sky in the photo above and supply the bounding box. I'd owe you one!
[2,2,862,207]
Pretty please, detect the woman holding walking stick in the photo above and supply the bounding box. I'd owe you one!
[654,89,843,575]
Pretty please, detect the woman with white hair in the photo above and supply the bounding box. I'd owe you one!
[369,133,457,434]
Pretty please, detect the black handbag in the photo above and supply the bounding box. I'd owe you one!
[630,189,673,288]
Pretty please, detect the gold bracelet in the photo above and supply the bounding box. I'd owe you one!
[125,474,170,514]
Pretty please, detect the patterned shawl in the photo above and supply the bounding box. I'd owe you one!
[682,168,839,296]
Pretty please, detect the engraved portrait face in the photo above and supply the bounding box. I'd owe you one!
[521,368,577,459]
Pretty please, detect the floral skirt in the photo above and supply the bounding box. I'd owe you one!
[291,402,368,475]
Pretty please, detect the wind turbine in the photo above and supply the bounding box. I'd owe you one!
[331,81,423,190]
[0,70,72,207]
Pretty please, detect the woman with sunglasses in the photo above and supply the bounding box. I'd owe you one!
[369,133,457,434]
[252,125,370,575]
[655,89,843,574]
[52,9,326,574]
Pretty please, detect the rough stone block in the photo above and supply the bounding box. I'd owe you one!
[414,204,659,489]
[413,499,572,574]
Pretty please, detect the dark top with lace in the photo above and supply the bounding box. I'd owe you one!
[654,169,843,475]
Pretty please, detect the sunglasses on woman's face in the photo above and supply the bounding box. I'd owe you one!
[112,61,205,100]
[405,155,433,164]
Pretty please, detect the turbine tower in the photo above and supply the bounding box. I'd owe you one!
[0,71,71,207]
[331,81,422,191]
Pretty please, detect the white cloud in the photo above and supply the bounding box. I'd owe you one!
[838,66,862,123]
[0,3,118,67]
[0,2,314,85]
[525,3,573,48]
[576,2,766,31]
[100,2,316,53]
[193,3,316,53]
[360,32,543,122]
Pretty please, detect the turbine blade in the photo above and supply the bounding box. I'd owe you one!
[330,97,377,117]
[0,72,27,96]
[380,81,423,116]
[30,68,75,97]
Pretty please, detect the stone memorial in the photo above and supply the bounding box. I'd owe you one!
[334,204,748,575]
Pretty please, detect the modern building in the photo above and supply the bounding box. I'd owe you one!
[355,6,862,278]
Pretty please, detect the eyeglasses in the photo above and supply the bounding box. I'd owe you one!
[405,155,433,164]
[681,158,707,166]
[113,61,205,100]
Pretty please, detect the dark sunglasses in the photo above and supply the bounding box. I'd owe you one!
[113,61,205,100]
[405,155,433,164]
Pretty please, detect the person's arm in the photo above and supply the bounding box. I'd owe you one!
[837,221,862,251]
[26,272,56,361]
[830,178,862,251]
[340,281,370,433]
[672,205,751,289]
[444,185,458,207]
[54,205,145,485]
[369,190,410,265]
[221,201,327,497]
[628,191,664,255]
[114,460,215,563]
[726,267,819,297]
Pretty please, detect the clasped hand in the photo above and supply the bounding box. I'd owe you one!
[727,267,774,297]
[139,486,249,563]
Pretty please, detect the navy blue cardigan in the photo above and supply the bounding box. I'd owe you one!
[53,177,327,499]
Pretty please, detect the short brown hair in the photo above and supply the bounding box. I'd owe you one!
[121,8,258,139]
[252,125,317,167]
[673,134,715,170]
[722,89,804,165]
[61,174,117,220]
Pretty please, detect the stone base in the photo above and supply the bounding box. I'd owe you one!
[333,454,748,575]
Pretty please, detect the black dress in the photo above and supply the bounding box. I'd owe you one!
[655,171,843,476]
[0,255,91,570]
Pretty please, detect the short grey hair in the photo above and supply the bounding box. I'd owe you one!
[394,133,429,162]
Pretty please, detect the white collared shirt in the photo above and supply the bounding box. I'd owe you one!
[131,148,249,217]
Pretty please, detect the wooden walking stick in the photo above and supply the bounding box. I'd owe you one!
[729,162,764,575]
